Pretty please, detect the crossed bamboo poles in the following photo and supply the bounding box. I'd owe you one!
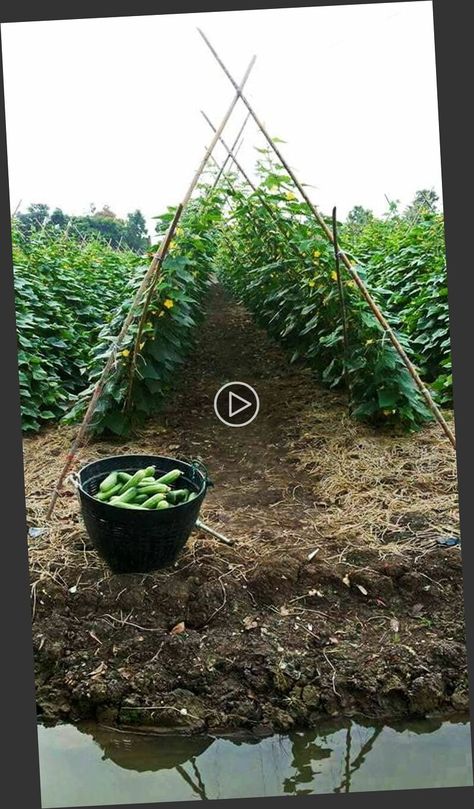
[48,29,455,519]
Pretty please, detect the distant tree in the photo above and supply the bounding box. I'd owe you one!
[125,209,149,252]
[93,204,117,220]
[73,212,124,247]
[13,201,149,252]
[49,207,69,229]
[346,205,375,231]
[404,188,439,220]
[16,203,50,233]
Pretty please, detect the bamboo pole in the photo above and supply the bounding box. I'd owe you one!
[201,110,308,264]
[332,207,352,408]
[125,59,256,408]
[46,56,257,519]
[198,28,456,450]
[211,111,251,190]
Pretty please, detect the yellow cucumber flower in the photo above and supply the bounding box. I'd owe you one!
[163,299,174,309]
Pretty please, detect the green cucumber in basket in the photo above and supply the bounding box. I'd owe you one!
[166,489,189,505]
[138,483,170,495]
[155,469,183,486]
[117,471,133,483]
[141,492,167,509]
[156,499,171,510]
[120,466,155,493]
[112,501,146,510]
[99,471,119,493]
[137,477,157,487]
[96,482,123,501]
[110,486,140,504]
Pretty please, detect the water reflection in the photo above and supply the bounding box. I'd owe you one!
[85,727,213,799]
[38,716,473,807]
[282,730,332,795]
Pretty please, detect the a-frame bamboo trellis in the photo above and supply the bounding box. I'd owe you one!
[47,28,455,521]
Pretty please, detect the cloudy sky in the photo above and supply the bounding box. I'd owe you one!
[1,2,442,235]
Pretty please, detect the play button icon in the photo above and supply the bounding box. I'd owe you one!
[214,382,260,427]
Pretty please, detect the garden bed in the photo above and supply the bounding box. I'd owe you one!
[27,286,468,735]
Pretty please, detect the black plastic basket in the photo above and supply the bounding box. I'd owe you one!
[75,454,210,574]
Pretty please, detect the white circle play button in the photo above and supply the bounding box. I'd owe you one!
[213,382,260,427]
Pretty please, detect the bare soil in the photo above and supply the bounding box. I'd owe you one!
[27,284,469,735]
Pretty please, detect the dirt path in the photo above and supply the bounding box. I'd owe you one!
[26,284,468,735]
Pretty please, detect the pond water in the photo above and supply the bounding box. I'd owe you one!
[38,717,473,807]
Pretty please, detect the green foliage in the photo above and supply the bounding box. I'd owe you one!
[13,157,448,438]
[214,160,436,430]
[13,225,141,431]
[67,189,225,435]
[345,205,451,404]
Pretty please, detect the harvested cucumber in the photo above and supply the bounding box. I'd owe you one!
[110,486,140,504]
[112,501,146,510]
[138,483,170,495]
[166,489,189,505]
[141,492,167,509]
[155,469,183,486]
[93,464,205,515]
[137,477,157,487]
[120,467,155,493]
[156,499,171,510]
[96,482,123,501]
[99,471,119,493]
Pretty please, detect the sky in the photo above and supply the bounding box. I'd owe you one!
[1,2,442,236]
